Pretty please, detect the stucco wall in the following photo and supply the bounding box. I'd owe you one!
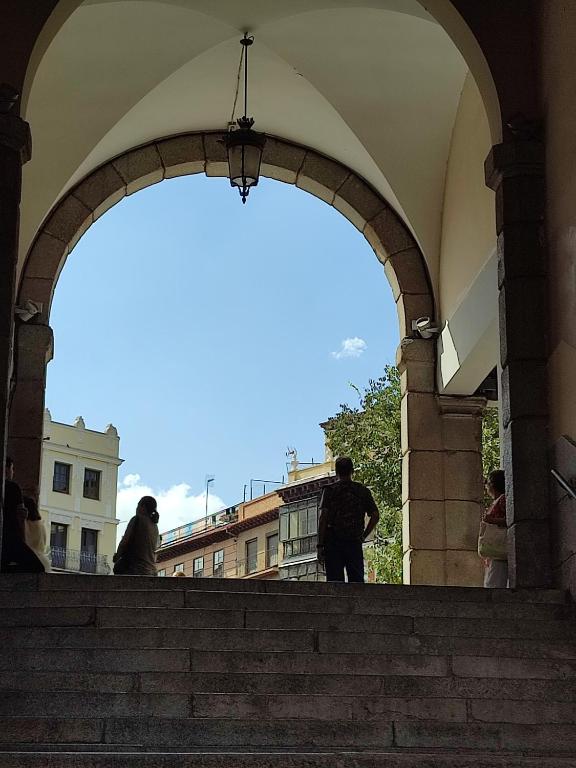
[440,72,495,320]
[438,72,497,394]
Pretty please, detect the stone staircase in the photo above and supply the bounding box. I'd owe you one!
[0,573,575,767]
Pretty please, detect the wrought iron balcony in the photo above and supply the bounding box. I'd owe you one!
[50,547,111,575]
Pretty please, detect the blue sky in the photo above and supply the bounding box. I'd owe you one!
[47,175,399,533]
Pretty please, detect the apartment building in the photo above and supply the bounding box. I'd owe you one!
[38,409,122,575]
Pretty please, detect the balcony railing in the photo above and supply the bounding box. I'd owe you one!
[282,534,318,559]
[50,547,111,575]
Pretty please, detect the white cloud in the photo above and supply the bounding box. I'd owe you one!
[116,474,226,541]
[332,337,367,360]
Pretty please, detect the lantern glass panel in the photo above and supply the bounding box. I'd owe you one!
[226,133,264,191]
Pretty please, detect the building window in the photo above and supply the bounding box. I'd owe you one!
[279,497,319,560]
[174,563,184,574]
[213,549,224,578]
[83,468,101,500]
[266,533,279,568]
[50,523,68,569]
[193,556,204,577]
[246,538,258,574]
[53,462,71,494]
[80,528,98,573]
[157,569,166,577]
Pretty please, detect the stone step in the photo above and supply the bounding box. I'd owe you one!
[1,690,576,725]
[0,648,191,672]
[1,751,575,768]
[0,589,570,619]
[3,668,576,701]
[1,605,574,638]
[0,573,566,604]
[3,717,576,752]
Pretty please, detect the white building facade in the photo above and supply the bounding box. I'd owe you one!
[38,409,122,575]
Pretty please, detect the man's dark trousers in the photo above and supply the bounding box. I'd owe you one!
[324,538,364,583]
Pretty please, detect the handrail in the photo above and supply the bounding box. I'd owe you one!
[551,469,576,502]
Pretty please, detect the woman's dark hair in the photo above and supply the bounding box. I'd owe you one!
[488,469,505,495]
[139,495,159,524]
[23,496,41,521]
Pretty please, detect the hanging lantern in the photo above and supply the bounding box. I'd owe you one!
[224,35,266,204]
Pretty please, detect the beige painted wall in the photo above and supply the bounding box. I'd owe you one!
[39,409,122,571]
[439,72,495,321]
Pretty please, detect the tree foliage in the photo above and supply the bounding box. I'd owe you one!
[324,365,403,584]
[325,368,501,584]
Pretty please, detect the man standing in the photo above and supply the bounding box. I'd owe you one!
[317,457,379,583]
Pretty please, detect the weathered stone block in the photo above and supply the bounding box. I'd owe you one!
[503,417,549,521]
[402,450,444,501]
[497,222,546,288]
[445,549,484,586]
[499,277,548,365]
[400,361,435,395]
[402,500,446,550]
[335,174,384,225]
[495,173,545,233]
[25,233,68,280]
[298,153,348,195]
[333,194,368,232]
[364,207,415,258]
[112,145,163,195]
[296,174,335,203]
[501,360,547,426]
[261,137,305,182]
[443,450,483,502]
[403,549,446,585]
[156,134,205,178]
[384,248,430,298]
[401,392,443,453]
[508,519,552,588]
[203,132,228,163]
[73,164,126,213]
[43,194,92,245]
[445,500,483,550]
[441,414,483,452]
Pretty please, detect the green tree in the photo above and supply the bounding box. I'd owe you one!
[325,368,501,584]
[324,365,403,584]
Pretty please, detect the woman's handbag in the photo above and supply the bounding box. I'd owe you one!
[478,521,507,560]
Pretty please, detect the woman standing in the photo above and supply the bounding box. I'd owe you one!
[482,470,508,588]
[23,497,52,573]
[113,496,160,576]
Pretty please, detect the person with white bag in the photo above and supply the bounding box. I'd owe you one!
[478,469,508,588]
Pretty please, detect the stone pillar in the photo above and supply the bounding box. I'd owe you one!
[8,324,53,500]
[399,339,486,586]
[439,395,486,587]
[0,85,31,555]
[485,138,551,588]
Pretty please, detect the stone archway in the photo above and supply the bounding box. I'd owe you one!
[11,133,486,585]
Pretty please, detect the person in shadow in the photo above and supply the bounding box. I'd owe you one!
[1,457,45,573]
[317,457,380,583]
[113,496,160,576]
[23,496,52,573]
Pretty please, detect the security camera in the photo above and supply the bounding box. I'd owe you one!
[14,300,42,323]
[411,316,441,340]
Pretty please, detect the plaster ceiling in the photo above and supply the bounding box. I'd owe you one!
[21,0,473,286]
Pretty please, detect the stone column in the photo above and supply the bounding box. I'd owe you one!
[398,338,446,585]
[8,323,53,500]
[439,395,486,587]
[0,85,31,555]
[485,138,551,588]
[399,339,486,586]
